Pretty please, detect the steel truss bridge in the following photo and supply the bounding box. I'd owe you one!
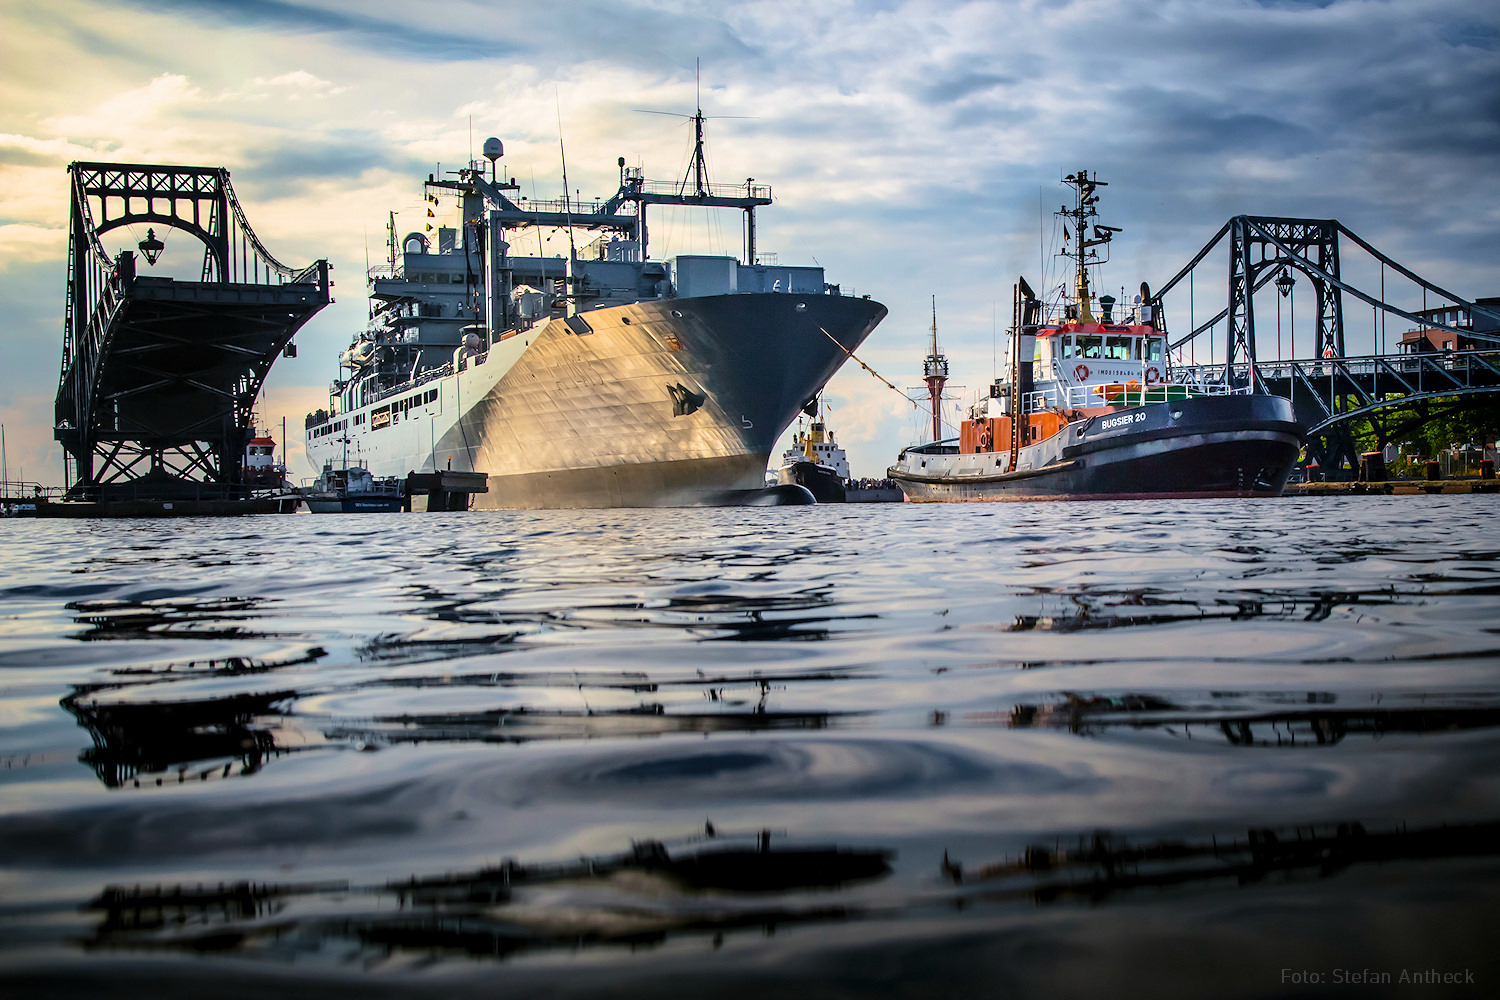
[1151,216,1500,474]
[56,162,331,499]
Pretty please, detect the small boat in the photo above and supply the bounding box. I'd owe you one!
[241,425,291,491]
[301,464,405,513]
[888,171,1302,500]
[777,402,848,502]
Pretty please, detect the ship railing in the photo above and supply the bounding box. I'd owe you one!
[367,263,404,282]
[513,195,615,216]
[1171,365,1258,394]
[1025,380,1236,412]
[1,481,64,502]
[357,363,456,411]
[636,178,772,201]
[1036,298,1148,327]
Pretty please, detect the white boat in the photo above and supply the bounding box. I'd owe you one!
[300,464,404,513]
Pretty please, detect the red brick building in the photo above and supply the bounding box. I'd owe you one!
[1399,296,1499,353]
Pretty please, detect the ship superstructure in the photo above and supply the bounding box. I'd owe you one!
[306,122,886,508]
[889,171,1301,500]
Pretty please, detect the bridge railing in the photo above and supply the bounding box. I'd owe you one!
[1183,350,1500,392]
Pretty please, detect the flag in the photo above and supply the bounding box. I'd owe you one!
[427,208,435,217]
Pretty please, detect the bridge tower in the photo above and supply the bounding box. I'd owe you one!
[1153,215,1500,479]
[56,163,331,500]
[1226,217,1346,376]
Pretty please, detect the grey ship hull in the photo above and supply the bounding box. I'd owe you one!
[434,293,886,508]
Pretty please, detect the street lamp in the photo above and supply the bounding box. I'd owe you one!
[138,228,165,266]
[1275,267,1295,298]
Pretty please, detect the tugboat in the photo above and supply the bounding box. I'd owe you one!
[777,399,848,502]
[241,424,291,491]
[888,171,1302,500]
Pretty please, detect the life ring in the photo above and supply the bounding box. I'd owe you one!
[1073,364,1090,381]
[1144,366,1162,384]
[977,424,992,450]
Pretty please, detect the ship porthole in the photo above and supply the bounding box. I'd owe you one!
[671,309,683,318]
[795,303,807,312]
[621,317,632,324]
[1171,409,1183,420]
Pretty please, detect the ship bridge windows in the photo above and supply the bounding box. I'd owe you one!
[1104,336,1134,360]
[1075,336,1103,359]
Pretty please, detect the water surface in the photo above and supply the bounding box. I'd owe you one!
[2,497,1497,997]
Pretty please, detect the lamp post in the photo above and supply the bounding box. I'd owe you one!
[138,228,165,266]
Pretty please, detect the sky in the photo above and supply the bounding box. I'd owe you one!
[1,0,1497,485]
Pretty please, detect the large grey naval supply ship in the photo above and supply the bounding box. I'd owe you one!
[304,123,886,508]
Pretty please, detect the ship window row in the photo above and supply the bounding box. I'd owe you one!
[312,419,347,438]
[1056,335,1164,361]
[397,389,439,410]
[410,272,466,285]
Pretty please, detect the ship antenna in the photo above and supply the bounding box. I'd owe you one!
[633,60,754,201]
[554,89,578,268]
[363,222,372,319]
[1059,169,1116,325]
[693,57,707,196]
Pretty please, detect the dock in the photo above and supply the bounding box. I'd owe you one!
[1288,478,1499,496]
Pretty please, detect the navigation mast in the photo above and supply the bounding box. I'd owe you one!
[923,296,949,442]
[1059,170,1119,323]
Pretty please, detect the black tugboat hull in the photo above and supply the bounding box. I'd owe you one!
[889,394,1303,501]
[777,460,846,503]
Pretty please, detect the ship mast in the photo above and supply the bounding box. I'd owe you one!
[1059,170,1118,323]
[923,296,949,442]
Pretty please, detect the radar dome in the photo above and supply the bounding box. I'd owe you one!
[482,137,503,162]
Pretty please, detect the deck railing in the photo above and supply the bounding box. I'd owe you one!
[1024,379,1237,412]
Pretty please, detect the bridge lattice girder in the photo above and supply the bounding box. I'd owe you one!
[56,162,330,498]
[1196,351,1500,470]
[1151,215,1500,476]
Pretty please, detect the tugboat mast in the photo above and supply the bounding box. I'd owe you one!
[1059,170,1119,323]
